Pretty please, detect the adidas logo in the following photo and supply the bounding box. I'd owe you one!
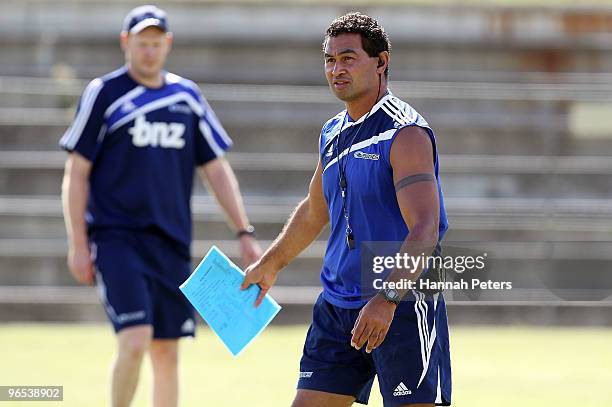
[392,382,412,396]
[181,318,195,333]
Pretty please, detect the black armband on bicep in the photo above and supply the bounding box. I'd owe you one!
[394,173,435,192]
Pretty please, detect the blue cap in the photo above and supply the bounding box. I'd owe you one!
[122,5,168,34]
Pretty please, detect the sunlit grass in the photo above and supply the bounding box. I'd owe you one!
[1,323,611,406]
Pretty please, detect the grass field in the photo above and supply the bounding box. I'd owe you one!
[1,323,611,406]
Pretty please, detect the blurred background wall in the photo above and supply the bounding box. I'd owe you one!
[1,0,611,325]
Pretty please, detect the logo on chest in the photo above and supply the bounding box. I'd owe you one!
[121,101,137,113]
[129,115,185,149]
[353,151,380,161]
[168,104,191,115]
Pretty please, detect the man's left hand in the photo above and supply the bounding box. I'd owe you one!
[239,235,262,268]
[351,294,397,353]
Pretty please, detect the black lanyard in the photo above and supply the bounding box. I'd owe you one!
[333,80,386,250]
[334,110,372,249]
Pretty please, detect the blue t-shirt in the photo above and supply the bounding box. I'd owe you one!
[319,92,448,308]
[59,66,232,253]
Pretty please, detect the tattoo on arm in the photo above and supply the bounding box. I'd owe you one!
[394,173,435,192]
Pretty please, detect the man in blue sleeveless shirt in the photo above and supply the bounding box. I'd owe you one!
[242,12,451,406]
[60,5,261,407]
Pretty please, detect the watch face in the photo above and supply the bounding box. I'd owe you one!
[387,289,399,300]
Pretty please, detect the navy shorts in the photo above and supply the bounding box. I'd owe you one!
[90,229,195,339]
[297,291,452,406]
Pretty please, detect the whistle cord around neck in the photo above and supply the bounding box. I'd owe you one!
[334,75,384,249]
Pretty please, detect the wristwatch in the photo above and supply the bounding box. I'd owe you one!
[236,225,255,238]
[379,288,402,305]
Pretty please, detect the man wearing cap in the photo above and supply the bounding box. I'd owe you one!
[60,5,261,407]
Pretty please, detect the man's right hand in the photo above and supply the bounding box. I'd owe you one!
[68,245,95,286]
[240,260,279,307]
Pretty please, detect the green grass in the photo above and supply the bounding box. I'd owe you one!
[1,323,612,406]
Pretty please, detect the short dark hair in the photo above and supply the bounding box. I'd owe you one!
[323,12,391,77]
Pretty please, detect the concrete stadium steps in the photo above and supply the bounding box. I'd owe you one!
[4,150,612,174]
[9,36,612,84]
[1,151,612,198]
[0,190,612,234]
[0,78,595,157]
[5,122,612,156]
[0,250,324,288]
[203,99,575,155]
[0,93,70,109]
[3,168,612,198]
[4,75,612,105]
[0,285,318,324]
[4,77,612,155]
[2,239,611,294]
[2,121,588,156]
[2,2,612,323]
[0,239,325,288]
[3,293,612,326]
[3,3,612,81]
[2,194,612,238]
[3,210,612,246]
[5,203,612,240]
[5,77,609,106]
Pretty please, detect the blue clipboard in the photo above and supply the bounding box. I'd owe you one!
[180,246,281,356]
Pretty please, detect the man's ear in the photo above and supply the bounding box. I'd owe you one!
[119,32,129,52]
[377,51,390,74]
[166,32,174,50]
